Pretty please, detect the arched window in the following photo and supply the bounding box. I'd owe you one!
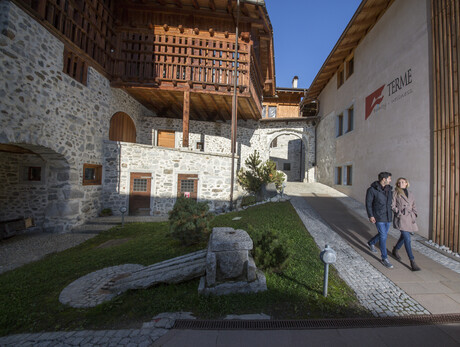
[109,112,136,143]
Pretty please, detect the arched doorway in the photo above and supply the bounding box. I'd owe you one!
[109,112,137,143]
[0,143,76,233]
[268,133,304,182]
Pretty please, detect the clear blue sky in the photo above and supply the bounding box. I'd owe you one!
[265,0,362,89]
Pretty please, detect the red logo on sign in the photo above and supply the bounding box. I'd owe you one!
[365,85,385,120]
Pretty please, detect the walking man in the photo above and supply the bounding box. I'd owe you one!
[366,172,394,268]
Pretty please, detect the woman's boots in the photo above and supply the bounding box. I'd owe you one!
[393,247,421,271]
[410,260,421,271]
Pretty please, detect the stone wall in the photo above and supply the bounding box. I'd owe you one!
[0,1,152,231]
[103,142,236,215]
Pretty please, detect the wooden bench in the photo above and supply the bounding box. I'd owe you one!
[0,217,35,240]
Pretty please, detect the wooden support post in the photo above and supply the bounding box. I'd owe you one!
[182,90,190,147]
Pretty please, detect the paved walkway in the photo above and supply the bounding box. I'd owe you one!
[2,183,460,346]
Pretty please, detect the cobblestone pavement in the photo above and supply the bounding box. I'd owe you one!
[289,195,429,317]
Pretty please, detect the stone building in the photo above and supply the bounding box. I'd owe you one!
[0,0,315,233]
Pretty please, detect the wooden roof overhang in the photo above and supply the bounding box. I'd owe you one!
[121,84,261,121]
[304,0,395,102]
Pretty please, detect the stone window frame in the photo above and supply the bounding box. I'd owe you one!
[82,163,102,185]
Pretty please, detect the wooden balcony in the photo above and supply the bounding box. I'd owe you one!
[111,32,263,121]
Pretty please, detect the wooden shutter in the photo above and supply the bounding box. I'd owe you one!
[109,112,136,143]
[158,130,175,148]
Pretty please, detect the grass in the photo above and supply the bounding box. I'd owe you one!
[0,202,370,336]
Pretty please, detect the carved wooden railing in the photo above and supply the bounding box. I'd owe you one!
[112,32,262,98]
[18,0,116,72]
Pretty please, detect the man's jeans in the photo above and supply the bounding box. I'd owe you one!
[395,230,414,260]
[369,222,391,260]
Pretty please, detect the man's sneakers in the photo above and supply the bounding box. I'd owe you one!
[367,241,377,253]
[381,258,394,269]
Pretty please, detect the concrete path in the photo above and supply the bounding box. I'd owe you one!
[2,183,460,346]
[284,182,460,315]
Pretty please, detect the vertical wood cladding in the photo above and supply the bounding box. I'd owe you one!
[431,0,460,252]
[17,0,116,72]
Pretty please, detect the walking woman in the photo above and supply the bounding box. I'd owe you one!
[391,177,421,271]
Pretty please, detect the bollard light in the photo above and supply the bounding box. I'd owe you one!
[319,244,336,297]
[120,206,127,228]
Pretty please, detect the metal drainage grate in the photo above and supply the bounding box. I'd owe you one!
[174,314,460,330]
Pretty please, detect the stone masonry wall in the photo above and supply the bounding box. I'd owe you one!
[0,1,152,231]
[103,142,235,214]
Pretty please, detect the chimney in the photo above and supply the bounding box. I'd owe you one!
[292,76,299,88]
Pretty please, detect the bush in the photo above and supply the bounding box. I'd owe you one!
[241,195,257,207]
[100,208,113,216]
[237,150,285,194]
[168,196,213,246]
[247,225,289,272]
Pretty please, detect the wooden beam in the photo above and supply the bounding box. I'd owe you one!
[240,2,249,17]
[182,90,190,147]
[209,0,216,11]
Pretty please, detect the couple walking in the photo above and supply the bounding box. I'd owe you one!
[366,172,421,271]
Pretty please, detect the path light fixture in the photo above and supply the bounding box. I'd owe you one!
[319,244,337,297]
[120,206,127,227]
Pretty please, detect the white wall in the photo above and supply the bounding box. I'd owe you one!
[316,0,431,237]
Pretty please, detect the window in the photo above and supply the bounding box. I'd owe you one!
[63,48,88,85]
[83,164,102,185]
[28,167,42,181]
[337,66,344,88]
[196,142,204,151]
[132,178,148,192]
[262,105,267,118]
[178,174,198,200]
[335,166,342,185]
[346,107,354,133]
[268,106,277,118]
[345,165,353,185]
[346,57,354,79]
[270,137,278,148]
[283,163,291,171]
[336,113,344,137]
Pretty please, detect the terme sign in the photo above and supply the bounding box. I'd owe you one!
[365,68,413,120]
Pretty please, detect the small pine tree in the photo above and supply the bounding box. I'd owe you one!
[237,150,285,194]
[168,196,213,246]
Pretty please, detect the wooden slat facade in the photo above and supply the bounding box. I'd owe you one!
[431,0,460,252]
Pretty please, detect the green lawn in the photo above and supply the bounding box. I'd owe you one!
[0,202,370,336]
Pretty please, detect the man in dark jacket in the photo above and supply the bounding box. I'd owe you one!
[366,172,394,268]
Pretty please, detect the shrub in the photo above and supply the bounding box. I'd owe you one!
[237,150,285,194]
[241,195,257,207]
[247,225,289,272]
[100,208,113,216]
[168,196,213,246]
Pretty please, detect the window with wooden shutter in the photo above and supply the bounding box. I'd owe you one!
[109,112,136,143]
[157,130,176,148]
[177,174,198,200]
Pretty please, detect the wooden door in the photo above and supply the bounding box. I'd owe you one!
[157,130,175,148]
[129,173,151,215]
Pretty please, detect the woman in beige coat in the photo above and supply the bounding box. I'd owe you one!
[391,177,421,271]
